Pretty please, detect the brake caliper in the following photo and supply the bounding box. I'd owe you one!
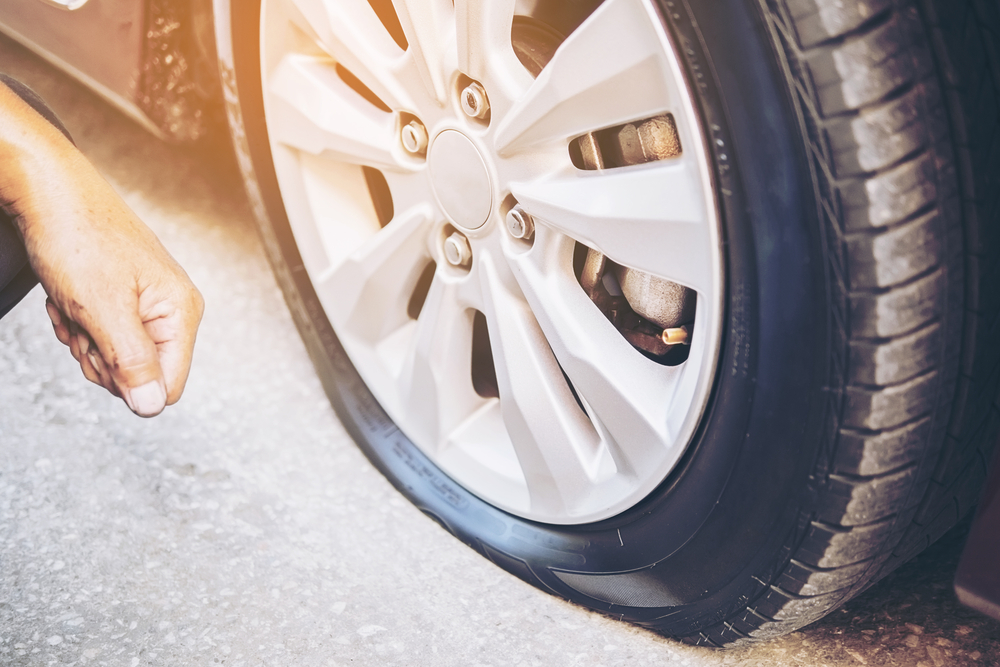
[573,117,694,361]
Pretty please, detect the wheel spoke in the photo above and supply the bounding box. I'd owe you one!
[391,0,453,103]
[284,0,413,110]
[381,170,433,224]
[505,228,679,476]
[317,208,434,341]
[454,0,519,85]
[268,55,401,171]
[494,0,679,156]
[263,0,723,524]
[396,274,481,449]
[478,255,605,516]
[511,161,714,292]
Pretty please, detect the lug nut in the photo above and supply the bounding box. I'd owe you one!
[401,120,428,154]
[461,81,490,119]
[505,206,534,240]
[444,232,472,267]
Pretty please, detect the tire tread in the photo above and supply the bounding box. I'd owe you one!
[681,0,1000,645]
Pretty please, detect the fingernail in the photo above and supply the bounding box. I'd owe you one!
[124,381,166,417]
[45,302,61,327]
[77,334,90,356]
[87,349,102,373]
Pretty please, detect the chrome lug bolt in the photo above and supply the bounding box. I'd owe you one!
[444,232,472,267]
[505,206,534,240]
[461,81,490,119]
[401,120,428,154]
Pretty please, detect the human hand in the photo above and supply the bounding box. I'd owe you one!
[0,84,203,417]
[24,166,204,416]
[33,200,205,417]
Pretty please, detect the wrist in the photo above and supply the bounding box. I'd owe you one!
[0,82,81,237]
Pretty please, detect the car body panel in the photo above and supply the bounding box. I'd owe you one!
[955,446,1000,622]
[0,0,218,140]
[0,0,145,101]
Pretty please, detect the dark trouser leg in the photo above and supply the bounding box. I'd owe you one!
[0,74,74,319]
[0,222,37,319]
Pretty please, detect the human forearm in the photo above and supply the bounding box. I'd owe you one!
[0,80,204,416]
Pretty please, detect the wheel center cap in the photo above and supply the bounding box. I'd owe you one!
[428,130,493,230]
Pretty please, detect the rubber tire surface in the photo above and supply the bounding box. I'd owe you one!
[220,0,1000,646]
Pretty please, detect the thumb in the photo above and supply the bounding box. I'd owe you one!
[85,306,167,417]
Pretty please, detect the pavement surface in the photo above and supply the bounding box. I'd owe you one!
[0,32,999,667]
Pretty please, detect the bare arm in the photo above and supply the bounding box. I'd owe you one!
[0,82,204,417]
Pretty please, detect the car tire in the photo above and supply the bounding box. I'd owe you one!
[215,0,1000,645]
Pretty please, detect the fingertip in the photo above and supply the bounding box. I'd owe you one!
[46,302,71,346]
[52,322,71,346]
[85,304,166,409]
[87,350,118,396]
[68,334,81,362]
[45,301,62,328]
[142,326,194,407]
[160,348,192,407]
[80,353,102,386]
[123,380,167,418]
[76,332,91,357]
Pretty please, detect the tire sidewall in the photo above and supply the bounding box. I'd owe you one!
[226,0,829,634]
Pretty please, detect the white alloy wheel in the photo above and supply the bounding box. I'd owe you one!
[258,0,723,523]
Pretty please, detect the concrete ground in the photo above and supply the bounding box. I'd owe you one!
[0,33,998,667]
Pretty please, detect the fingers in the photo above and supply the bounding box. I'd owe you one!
[86,306,168,418]
[48,300,120,396]
[142,291,204,406]
[49,298,167,417]
[74,325,90,359]
[79,332,109,390]
[80,344,119,396]
[79,347,102,386]
[45,299,70,346]
[25,151,203,418]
